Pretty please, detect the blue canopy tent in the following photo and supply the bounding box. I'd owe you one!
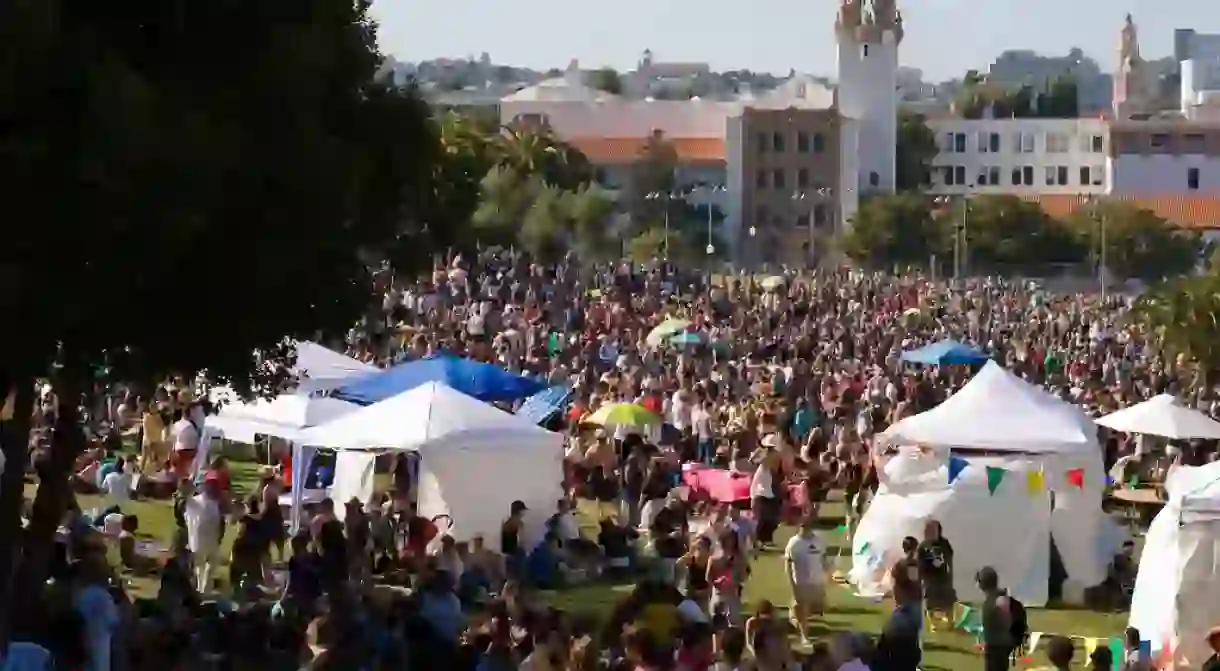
[516,385,574,425]
[333,355,546,405]
[900,339,990,366]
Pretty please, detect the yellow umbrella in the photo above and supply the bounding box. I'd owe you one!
[646,318,691,346]
[584,403,661,429]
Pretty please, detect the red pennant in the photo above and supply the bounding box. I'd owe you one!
[1154,638,1174,670]
[1066,468,1085,489]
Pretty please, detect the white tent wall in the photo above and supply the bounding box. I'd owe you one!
[851,455,1053,605]
[417,444,564,547]
[330,451,377,522]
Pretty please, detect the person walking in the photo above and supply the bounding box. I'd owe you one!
[977,566,1016,671]
[783,516,828,644]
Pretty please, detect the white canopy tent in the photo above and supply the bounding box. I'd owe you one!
[1129,461,1220,669]
[1097,394,1220,440]
[853,361,1111,606]
[293,341,378,394]
[299,382,565,545]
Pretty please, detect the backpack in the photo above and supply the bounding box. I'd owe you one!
[1006,592,1029,645]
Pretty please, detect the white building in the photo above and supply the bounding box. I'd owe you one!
[835,0,901,194]
[927,118,1109,196]
[1177,29,1220,121]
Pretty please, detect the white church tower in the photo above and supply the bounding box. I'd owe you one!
[836,0,902,194]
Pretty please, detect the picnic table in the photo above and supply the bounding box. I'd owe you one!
[1108,487,1165,528]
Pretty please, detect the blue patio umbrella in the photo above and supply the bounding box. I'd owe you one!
[900,339,990,366]
[333,355,546,405]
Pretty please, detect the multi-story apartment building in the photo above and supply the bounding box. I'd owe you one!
[926,118,1110,195]
[1108,119,1220,194]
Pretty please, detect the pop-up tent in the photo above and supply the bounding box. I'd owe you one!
[1097,394,1220,441]
[333,355,546,405]
[899,339,990,366]
[294,341,379,394]
[300,381,564,544]
[854,361,1110,606]
[1129,461,1220,668]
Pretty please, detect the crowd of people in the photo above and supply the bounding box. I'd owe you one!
[9,250,1220,671]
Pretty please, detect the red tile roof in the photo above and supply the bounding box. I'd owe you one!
[565,137,725,165]
[1021,194,1220,230]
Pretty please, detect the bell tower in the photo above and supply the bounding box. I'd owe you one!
[836,0,902,194]
[1113,14,1152,119]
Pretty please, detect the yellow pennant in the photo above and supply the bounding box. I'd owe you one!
[1026,469,1045,495]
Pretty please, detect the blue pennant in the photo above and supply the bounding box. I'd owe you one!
[948,456,969,484]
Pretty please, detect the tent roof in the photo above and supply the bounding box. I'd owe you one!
[882,360,1096,454]
[206,394,359,443]
[294,341,378,393]
[1166,460,1220,517]
[300,381,562,452]
[1096,394,1220,440]
[333,355,545,405]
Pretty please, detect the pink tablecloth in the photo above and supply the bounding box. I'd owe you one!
[682,465,753,503]
[682,465,810,510]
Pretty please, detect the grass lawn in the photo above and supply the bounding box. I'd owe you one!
[37,461,1127,670]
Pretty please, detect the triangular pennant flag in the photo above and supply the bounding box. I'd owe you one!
[1105,474,1114,486]
[1027,632,1043,655]
[834,523,849,535]
[1026,470,1045,495]
[856,541,871,556]
[954,605,974,629]
[948,456,969,484]
[985,466,1006,495]
[1128,474,1140,488]
[1109,638,1126,671]
[1084,638,1100,657]
[1154,638,1174,671]
[1066,468,1085,489]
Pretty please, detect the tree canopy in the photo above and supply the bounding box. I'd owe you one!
[0,0,440,638]
[895,110,938,191]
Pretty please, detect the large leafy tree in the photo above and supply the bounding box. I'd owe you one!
[1066,201,1202,282]
[1131,273,1220,387]
[840,193,944,269]
[895,110,938,191]
[0,0,437,639]
[959,195,1086,272]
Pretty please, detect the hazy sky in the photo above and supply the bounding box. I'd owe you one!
[372,0,1217,81]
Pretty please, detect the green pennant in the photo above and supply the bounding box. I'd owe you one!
[834,523,849,535]
[856,541,871,556]
[1127,474,1140,488]
[985,466,1006,495]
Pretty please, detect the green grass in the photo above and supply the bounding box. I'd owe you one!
[36,463,1127,669]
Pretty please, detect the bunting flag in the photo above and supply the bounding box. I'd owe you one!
[1154,637,1175,671]
[1026,469,1045,495]
[1084,638,1101,656]
[948,456,970,484]
[1027,632,1043,656]
[1066,468,1085,489]
[856,541,871,556]
[834,523,849,535]
[1108,638,1127,671]
[1128,474,1140,488]
[985,466,1006,495]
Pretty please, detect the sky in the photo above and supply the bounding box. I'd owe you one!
[372,0,1217,82]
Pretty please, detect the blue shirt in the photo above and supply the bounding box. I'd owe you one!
[418,592,463,643]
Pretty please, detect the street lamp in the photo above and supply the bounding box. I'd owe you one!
[793,187,834,268]
[933,194,970,281]
[644,189,686,260]
[1083,195,1107,300]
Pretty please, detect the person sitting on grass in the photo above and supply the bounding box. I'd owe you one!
[525,532,564,589]
[117,515,157,575]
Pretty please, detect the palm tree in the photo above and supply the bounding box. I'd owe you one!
[1130,273,1220,386]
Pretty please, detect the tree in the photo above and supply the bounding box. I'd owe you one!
[494,127,593,190]
[587,67,623,95]
[958,195,1086,271]
[839,193,944,269]
[895,110,938,191]
[1131,273,1220,386]
[1037,75,1079,118]
[0,0,438,641]
[624,132,681,239]
[1066,202,1202,281]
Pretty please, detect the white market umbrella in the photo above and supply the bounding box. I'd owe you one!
[1096,394,1220,440]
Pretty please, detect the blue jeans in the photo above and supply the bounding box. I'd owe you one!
[698,438,715,465]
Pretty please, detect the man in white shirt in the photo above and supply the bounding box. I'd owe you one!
[100,457,133,510]
[784,517,828,643]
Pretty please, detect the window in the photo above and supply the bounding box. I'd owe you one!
[1092,166,1104,186]
[870,171,882,187]
[1057,166,1068,186]
[1046,132,1069,153]
[978,166,1000,185]
[1045,166,1056,186]
[1183,134,1206,152]
[1188,167,1200,190]
[772,131,785,153]
[756,132,769,153]
[944,166,957,186]
[1150,134,1170,148]
[773,168,786,190]
[797,168,809,188]
[814,204,828,226]
[862,44,870,57]
[953,133,967,153]
[1080,166,1091,186]
[978,167,990,185]
[1091,134,1104,153]
[797,131,810,153]
[977,132,989,153]
[796,213,810,228]
[1023,166,1034,186]
[1011,168,1022,186]
[756,169,768,189]
[977,132,1000,153]
[1013,132,1035,153]
[812,132,826,152]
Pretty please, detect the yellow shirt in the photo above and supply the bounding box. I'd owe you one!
[142,412,166,445]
